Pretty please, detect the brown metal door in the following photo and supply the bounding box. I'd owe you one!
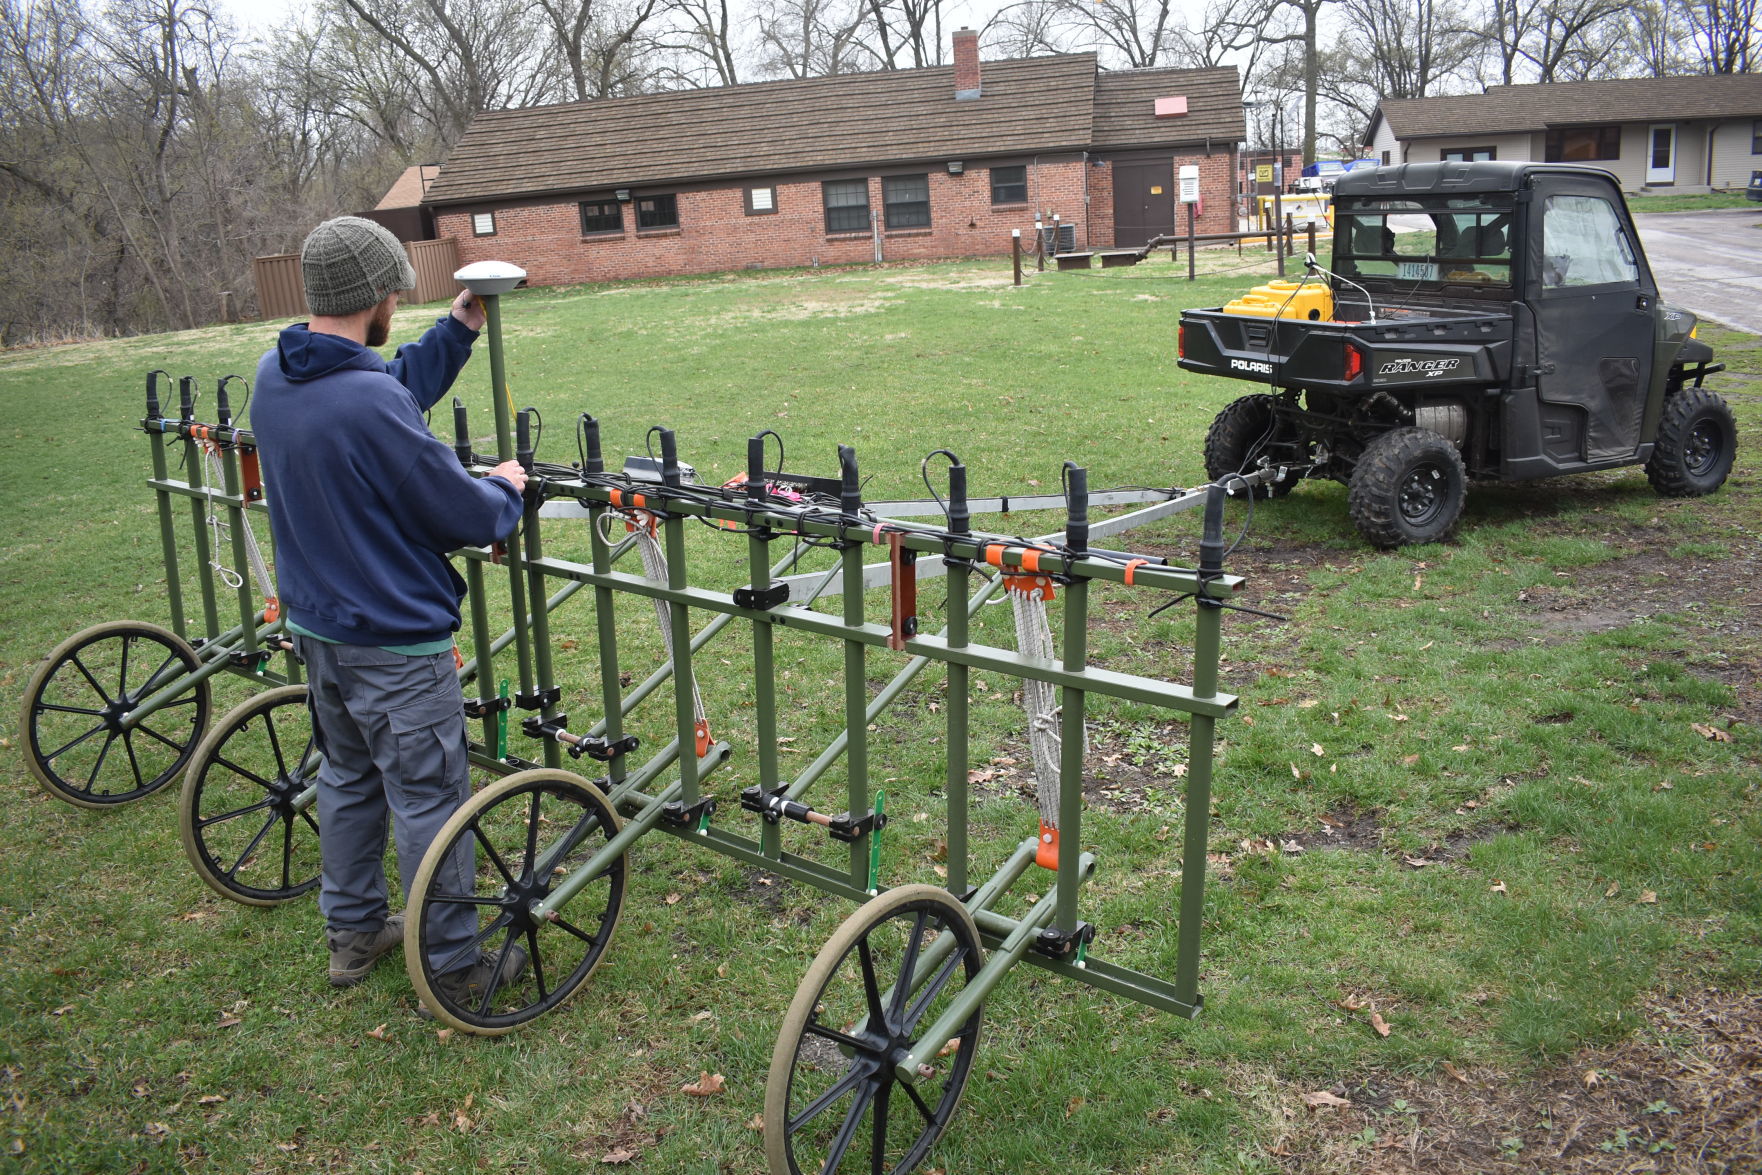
[1113,160,1176,248]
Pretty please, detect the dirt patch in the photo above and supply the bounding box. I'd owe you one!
[1257,988,1762,1173]
[1515,540,1762,730]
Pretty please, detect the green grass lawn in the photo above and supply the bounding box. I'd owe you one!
[1626,191,1759,213]
[1,254,1757,1174]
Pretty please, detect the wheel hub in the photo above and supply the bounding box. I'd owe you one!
[1686,423,1717,475]
[99,697,133,732]
[1400,464,1444,523]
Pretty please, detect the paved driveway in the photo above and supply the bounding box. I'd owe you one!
[1633,207,1762,337]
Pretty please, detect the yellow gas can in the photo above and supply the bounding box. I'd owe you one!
[1218,279,1334,322]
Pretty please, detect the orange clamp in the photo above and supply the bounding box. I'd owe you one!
[1035,820,1060,870]
[694,718,712,759]
[262,597,280,624]
[1004,573,1056,602]
[982,543,1008,568]
[1123,558,1148,586]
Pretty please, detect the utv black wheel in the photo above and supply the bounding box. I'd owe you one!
[1646,388,1736,497]
[1204,394,1297,498]
[1348,427,1467,548]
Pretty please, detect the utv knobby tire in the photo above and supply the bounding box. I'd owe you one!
[1646,388,1736,497]
[1203,394,1297,498]
[1348,427,1467,548]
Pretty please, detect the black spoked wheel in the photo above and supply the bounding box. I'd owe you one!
[1646,387,1737,497]
[406,768,624,1035]
[1203,393,1300,498]
[765,885,984,1175]
[20,621,211,808]
[178,685,322,905]
[1348,426,1468,548]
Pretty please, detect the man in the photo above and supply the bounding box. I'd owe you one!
[253,216,526,1012]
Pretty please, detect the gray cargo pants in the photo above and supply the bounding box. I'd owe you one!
[296,637,479,976]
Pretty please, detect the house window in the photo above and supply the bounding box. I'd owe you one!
[637,194,679,230]
[746,186,777,215]
[1544,125,1621,162]
[579,198,622,235]
[1442,146,1496,162]
[1381,150,1391,165]
[990,165,1027,205]
[883,173,930,229]
[472,211,497,236]
[1752,119,1761,153]
[823,180,870,233]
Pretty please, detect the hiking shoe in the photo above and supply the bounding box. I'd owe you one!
[417,943,529,1019]
[327,915,405,988]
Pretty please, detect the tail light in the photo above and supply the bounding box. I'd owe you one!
[1177,323,1186,358]
[1342,341,1364,382]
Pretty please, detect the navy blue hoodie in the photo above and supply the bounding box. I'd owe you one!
[253,315,522,647]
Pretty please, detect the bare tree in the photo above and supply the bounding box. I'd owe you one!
[859,0,944,68]
[1676,0,1758,72]
[754,0,875,77]
[980,0,1073,58]
[651,0,742,87]
[1470,0,1629,84]
[531,0,665,100]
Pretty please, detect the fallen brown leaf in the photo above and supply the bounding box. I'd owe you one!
[1441,1061,1469,1083]
[435,1029,453,1043]
[1302,1091,1351,1108]
[746,1113,765,1131]
[365,1023,391,1041]
[196,1095,226,1106]
[1489,880,1508,895]
[1638,890,1658,904]
[1336,994,1367,1012]
[216,1015,242,1029]
[1583,1069,1600,1088]
[1403,856,1433,869]
[600,1148,639,1165]
[1369,1011,1391,1038]
[664,892,682,906]
[681,1072,726,1097]
[1690,722,1731,743]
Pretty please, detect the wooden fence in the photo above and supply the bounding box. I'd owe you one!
[252,237,462,321]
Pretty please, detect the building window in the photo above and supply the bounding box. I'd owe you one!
[746,186,777,215]
[1544,125,1621,162]
[990,165,1027,205]
[636,194,679,230]
[883,173,930,229]
[1442,146,1496,162]
[472,211,496,236]
[1752,119,1761,153]
[1381,150,1391,165]
[579,198,622,235]
[823,180,870,233]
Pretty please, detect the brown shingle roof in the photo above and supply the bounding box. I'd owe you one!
[373,164,439,210]
[427,55,1242,206]
[1092,66,1244,148]
[1377,73,1762,140]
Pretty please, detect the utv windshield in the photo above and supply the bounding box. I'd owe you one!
[1332,194,1516,292]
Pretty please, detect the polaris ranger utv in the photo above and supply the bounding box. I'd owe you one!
[1177,161,1735,547]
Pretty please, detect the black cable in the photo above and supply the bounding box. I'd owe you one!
[919,449,960,524]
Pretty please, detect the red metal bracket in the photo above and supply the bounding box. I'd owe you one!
[887,531,918,651]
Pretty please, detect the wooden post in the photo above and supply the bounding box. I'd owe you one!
[1012,230,1022,286]
[219,291,236,324]
[1186,205,1196,282]
[1274,192,1286,277]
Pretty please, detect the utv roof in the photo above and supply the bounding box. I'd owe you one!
[1332,161,1620,197]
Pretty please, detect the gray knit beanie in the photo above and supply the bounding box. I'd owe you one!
[300,216,416,316]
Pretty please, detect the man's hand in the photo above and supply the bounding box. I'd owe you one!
[487,460,528,494]
[450,290,486,332]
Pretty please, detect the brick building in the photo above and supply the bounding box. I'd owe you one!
[423,33,1243,287]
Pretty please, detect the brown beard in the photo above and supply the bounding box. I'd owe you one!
[366,300,393,347]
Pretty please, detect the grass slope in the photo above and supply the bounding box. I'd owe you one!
[1,254,1756,1174]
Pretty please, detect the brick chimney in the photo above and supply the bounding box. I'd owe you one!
[953,28,980,100]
